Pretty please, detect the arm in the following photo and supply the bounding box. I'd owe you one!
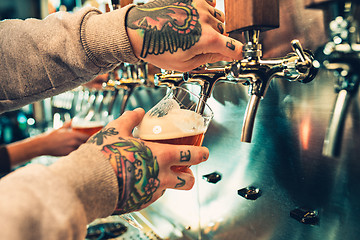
[0,0,243,113]
[0,5,138,113]
[6,122,90,166]
[126,0,244,71]
[0,109,209,240]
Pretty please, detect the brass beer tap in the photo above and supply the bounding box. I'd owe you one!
[115,63,146,115]
[154,70,185,89]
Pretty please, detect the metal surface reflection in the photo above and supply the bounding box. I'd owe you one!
[136,67,360,240]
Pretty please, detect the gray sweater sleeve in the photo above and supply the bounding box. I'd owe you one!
[0,144,119,240]
[0,6,137,239]
[0,5,139,113]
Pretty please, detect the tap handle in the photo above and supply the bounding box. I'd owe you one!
[291,40,307,63]
[290,40,319,83]
[154,71,184,88]
[224,0,279,35]
[305,0,334,8]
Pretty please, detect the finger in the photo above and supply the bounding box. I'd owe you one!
[210,8,225,22]
[156,144,209,168]
[140,187,167,210]
[205,0,216,7]
[178,52,233,72]
[215,21,226,35]
[168,170,196,190]
[191,33,243,61]
[109,108,145,135]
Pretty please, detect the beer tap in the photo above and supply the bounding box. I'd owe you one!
[115,63,146,115]
[224,0,319,143]
[101,73,119,117]
[185,0,318,142]
[183,63,237,115]
[154,70,185,89]
[306,0,360,158]
[227,37,318,142]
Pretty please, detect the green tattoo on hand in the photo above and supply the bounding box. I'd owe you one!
[87,127,119,145]
[126,0,202,58]
[102,138,160,214]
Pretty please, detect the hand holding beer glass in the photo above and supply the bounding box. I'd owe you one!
[133,86,214,172]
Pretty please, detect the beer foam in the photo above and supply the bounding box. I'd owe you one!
[136,108,206,140]
[71,120,104,128]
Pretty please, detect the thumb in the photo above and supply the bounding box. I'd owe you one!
[108,108,145,136]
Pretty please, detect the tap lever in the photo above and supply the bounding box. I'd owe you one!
[291,40,308,63]
[154,70,185,88]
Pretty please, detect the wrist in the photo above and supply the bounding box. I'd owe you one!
[125,6,143,60]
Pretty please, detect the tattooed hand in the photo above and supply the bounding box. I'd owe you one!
[87,108,209,214]
[126,0,243,71]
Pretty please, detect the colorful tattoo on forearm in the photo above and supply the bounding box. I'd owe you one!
[101,138,160,214]
[126,0,202,58]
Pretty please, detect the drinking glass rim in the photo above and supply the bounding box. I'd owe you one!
[166,86,214,120]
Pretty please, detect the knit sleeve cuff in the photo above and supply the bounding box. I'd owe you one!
[80,5,140,68]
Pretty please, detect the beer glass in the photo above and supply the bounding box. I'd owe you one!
[134,86,214,148]
[71,118,104,136]
[127,87,213,229]
[71,91,107,136]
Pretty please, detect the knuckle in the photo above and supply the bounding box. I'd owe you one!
[159,148,177,163]
[121,110,136,119]
[206,33,221,45]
